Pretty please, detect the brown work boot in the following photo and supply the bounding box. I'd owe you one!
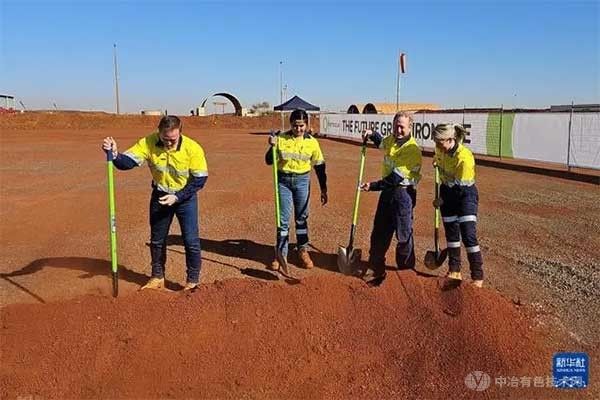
[446,271,462,281]
[140,277,165,291]
[441,271,462,290]
[268,258,280,271]
[298,248,314,269]
[471,280,484,288]
[183,282,199,291]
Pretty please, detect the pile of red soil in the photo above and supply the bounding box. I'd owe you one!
[0,273,579,399]
[0,111,319,132]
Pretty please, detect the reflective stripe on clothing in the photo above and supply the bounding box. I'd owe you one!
[466,245,481,253]
[123,132,208,192]
[275,131,325,174]
[380,135,422,186]
[434,143,476,187]
[123,152,144,166]
[443,216,458,223]
[280,151,311,161]
[447,241,462,248]
[458,215,477,223]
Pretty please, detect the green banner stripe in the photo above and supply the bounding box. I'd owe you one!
[486,112,514,157]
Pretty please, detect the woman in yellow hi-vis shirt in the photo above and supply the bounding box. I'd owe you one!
[265,109,328,270]
[102,116,208,291]
[433,123,484,288]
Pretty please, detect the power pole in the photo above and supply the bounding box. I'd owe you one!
[113,44,121,115]
[279,61,284,131]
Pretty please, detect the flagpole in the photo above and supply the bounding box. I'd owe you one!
[396,50,400,112]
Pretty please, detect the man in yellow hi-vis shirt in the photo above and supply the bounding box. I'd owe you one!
[265,109,328,270]
[101,116,208,291]
[360,112,422,282]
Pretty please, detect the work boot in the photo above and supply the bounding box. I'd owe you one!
[183,282,199,291]
[268,258,280,271]
[298,248,314,269]
[446,271,462,281]
[140,277,165,291]
[471,280,484,288]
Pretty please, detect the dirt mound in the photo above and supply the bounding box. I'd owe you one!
[0,111,319,131]
[0,273,583,399]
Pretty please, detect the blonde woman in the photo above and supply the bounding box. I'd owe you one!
[433,124,483,287]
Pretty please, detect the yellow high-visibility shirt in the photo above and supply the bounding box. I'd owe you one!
[123,132,208,194]
[276,131,325,174]
[380,135,422,186]
[434,143,476,187]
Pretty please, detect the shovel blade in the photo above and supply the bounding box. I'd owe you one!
[337,246,362,276]
[274,246,293,278]
[424,248,448,270]
[424,250,439,270]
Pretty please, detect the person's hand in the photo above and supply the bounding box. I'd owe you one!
[102,137,118,158]
[362,130,373,142]
[359,182,370,192]
[432,198,443,208]
[320,191,328,205]
[158,194,178,206]
[268,131,279,146]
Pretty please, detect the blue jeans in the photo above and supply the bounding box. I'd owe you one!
[149,190,202,283]
[276,172,310,258]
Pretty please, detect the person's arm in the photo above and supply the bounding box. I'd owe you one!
[174,176,208,202]
[454,151,475,197]
[118,136,150,170]
[102,136,146,170]
[367,171,404,191]
[314,163,327,192]
[265,146,274,165]
[175,143,208,202]
[113,153,138,170]
[369,130,384,148]
[312,141,327,192]
[265,131,280,165]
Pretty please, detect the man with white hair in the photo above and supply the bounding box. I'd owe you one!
[360,112,422,282]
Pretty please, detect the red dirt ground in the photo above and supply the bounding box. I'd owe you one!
[1,112,598,399]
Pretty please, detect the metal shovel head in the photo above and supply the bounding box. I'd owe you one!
[424,248,448,270]
[275,250,291,277]
[337,245,362,276]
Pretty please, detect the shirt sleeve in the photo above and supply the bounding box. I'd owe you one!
[189,143,208,178]
[122,136,151,166]
[311,140,325,166]
[456,151,475,184]
[113,153,138,170]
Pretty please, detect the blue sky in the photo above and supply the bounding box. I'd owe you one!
[1,0,598,113]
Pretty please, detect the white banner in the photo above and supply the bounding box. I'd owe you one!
[320,111,600,170]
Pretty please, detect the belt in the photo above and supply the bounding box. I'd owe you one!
[278,171,310,177]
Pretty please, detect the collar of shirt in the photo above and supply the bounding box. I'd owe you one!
[448,142,459,157]
[156,135,183,151]
[395,134,411,147]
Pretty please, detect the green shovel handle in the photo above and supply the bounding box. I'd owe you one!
[352,139,368,226]
[106,150,118,297]
[271,135,281,228]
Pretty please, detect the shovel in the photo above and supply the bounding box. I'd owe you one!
[271,132,291,277]
[337,138,368,275]
[424,163,448,269]
[105,150,119,296]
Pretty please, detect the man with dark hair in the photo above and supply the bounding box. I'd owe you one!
[102,115,208,291]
